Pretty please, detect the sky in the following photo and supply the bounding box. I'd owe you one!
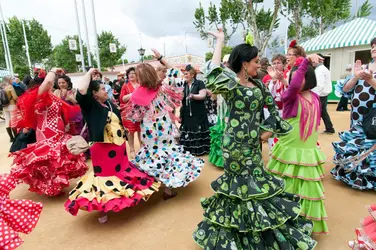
[1,0,376,62]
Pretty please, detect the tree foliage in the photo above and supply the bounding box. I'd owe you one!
[0,17,52,78]
[356,0,373,18]
[48,35,94,73]
[98,31,126,70]
[205,46,233,62]
[193,0,244,44]
[194,0,281,55]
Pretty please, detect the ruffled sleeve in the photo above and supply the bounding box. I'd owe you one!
[256,79,292,136]
[203,61,239,96]
[124,83,183,123]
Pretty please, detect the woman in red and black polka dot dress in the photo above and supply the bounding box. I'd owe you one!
[10,69,88,197]
[65,69,160,223]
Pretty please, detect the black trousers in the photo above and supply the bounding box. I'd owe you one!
[320,96,335,132]
[336,96,349,111]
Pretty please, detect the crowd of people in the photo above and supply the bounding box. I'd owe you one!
[0,29,375,249]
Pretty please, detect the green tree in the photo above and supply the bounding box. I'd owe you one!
[269,37,280,55]
[193,0,244,44]
[356,0,372,18]
[143,55,154,61]
[205,46,233,61]
[246,0,281,54]
[98,31,126,70]
[49,35,94,73]
[281,0,307,41]
[0,17,52,77]
[306,0,351,35]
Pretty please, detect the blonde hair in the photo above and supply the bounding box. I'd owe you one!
[136,63,159,89]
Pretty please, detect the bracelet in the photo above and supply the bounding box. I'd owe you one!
[157,55,163,61]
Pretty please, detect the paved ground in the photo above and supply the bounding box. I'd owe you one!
[0,105,373,250]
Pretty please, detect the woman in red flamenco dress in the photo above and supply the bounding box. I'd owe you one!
[10,69,88,197]
[0,173,43,249]
[349,205,376,250]
[119,67,141,159]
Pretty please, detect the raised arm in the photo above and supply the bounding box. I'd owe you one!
[208,29,225,66]
[38,68,62,96]
[281,59,310,103]
[152,48,173,69]
[76,68,98,95]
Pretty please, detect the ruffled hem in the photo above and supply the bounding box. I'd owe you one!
[271,143,326,167]
[284,177,325,201]
[208,121,225,168]
[201,192,302,232]
[193,219,317,250]
[133,144,204,188]
[65,172,160,215]
[266,160,325,181]
[330,165,376,190]
[210,173,285,200]
[10,141,88,196]
[65,193,144,215]
[180,129,210,156]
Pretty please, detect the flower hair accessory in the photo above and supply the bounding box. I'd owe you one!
[245,32,254,46]
[289,40,297,48]
[294,57,304,67]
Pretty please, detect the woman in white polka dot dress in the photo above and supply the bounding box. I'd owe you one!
[9,69,88,197]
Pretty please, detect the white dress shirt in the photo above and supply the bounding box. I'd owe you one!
[313,64,332,97]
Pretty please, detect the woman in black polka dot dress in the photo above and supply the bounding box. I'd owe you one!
[125,57,204,200]
[64,69,160,223]
[331,38,376,190]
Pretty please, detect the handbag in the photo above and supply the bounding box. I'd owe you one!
[66,123,91,155]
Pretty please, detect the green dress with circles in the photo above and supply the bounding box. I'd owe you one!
[193,62,317,250]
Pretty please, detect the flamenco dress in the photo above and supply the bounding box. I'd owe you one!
[208,94,227,168]
[125,83,204,188]
[0,173,43,249]
[180,79,211,156]
[349,205,376,250]
[119,81,141,133]
[266,58,328,235]
[331,75,376,190]
[10,89,88,197]
[65,105,160,215]
[193,61,317,250]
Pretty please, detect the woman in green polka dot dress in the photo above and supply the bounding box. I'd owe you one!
[192,29,317,250]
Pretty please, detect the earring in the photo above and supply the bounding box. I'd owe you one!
[244,67,250,81]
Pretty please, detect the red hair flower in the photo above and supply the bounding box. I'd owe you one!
[289,40,297,48]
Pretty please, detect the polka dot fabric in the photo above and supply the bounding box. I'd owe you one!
[0,174,43,250]
[65,143,160,215]
[10,93,88,196]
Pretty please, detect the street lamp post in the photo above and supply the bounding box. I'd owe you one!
[138,47,145,63]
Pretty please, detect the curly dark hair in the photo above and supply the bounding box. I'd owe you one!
[56,75,73,90]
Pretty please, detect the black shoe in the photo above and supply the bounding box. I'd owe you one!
[323,130,335,135]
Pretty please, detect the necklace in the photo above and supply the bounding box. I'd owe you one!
[186,80,195,116]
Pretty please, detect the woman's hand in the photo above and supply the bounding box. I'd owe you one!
[206,89,213,97]
[267,66,277,80]
[307,54,323,64]
[359,69,374,81]
[151,48,161,59]
[88,68,99,76]
[260,131,273,143]
[208,28,225,43]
